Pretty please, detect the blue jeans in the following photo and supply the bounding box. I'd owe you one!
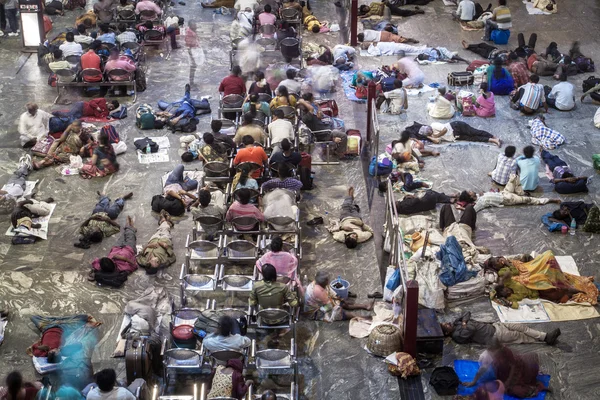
[166,165,198,191]
[541,150,566,171]
[93,196,124,220]
[5,8,17,33]
[53,102,84,119]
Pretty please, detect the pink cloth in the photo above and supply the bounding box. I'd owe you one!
[256,251,303,294]
[475,92,496,117]
[225,202,264,230]
[135,0,162,15]
[258,12,276,26]
[104,56,136,80]
[92,245,138,273]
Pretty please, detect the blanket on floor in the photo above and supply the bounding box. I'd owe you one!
[339,70,368,103]
[5,203,57,240]
[454,359,550,399]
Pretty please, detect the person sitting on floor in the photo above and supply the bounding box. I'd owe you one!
[541,150,588,194]
[357,29,418,44]
[32,121,88,170]
[328,187,374,248]
[483,0,512,42]
[256,237,302,293]
[226,188,264,231]
[80,129,120,179]
[85,368,146,400]
[393,57,425,88]
[202,316,251,353]
[510,74,548,114]
[516,145,540,192]
[151,165,198,217]
[547,202,600,233]
[89,216,137,286]
[304,271,373,321]
[376,79,408,115]
[427,87,456,119]
[472,82,496,117]
[506,52,530,88]
[136,211,176,274]
[458,174,561,212]
[18,103,51,148]
[529,115,564,150]
[75,191,133,248]
[441,311,560,345]
[487,56,514,96]
[547,73,575,111]
[453,0,475,21]
[489,145,517,186]
[0,371,42,400]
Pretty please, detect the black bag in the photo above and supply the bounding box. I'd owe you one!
[193,313,220,334]
[94,270,128,288]
[49,116,73,133]
[168,117,198,133]
[135,68,147,92]
[429,366,459,396]
[583,76,600,102]
[134,137,159,153]
[447,71,474,86]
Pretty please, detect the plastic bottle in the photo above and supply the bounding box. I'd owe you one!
[570,219,576,236]
[145,143,151,154]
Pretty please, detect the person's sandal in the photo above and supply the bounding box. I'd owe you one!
[367,291,383,299]
[307,216,324,226]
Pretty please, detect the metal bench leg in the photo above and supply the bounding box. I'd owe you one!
[312,143,339,166]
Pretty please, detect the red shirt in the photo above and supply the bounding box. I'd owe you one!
[234,145,268,178]
[218,75,246,96]
[83,98,109,118]
[81,50,102,81]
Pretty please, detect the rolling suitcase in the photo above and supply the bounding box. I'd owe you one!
[299,152,313,190]
[125,336,153,384]
[345,129,362,156]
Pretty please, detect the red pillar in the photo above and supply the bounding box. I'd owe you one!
[350,0,358,46]
[403,280,419,358]
[366,80,377,143]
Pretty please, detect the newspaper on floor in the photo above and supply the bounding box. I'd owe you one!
[5,203,57,240]
[136,136,172,164]
[1,180,38,202]
[492,299,551,323]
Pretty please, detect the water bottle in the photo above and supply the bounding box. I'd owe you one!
[145,143,151,154]
[324,211,329,225]
[570,219,576,236]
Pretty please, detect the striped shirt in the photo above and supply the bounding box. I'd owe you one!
[474,192,504,212]
[493,6,512,29]
[491,154,517,186]
[519,83,545,110]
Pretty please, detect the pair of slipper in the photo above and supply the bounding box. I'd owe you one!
[346,291,383,299]
[307,216,324,226]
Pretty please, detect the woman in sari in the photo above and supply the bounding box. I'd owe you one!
[473,82,496,118]
[80,130,119,178]
[488,250,598,308]
[33,121,84,170]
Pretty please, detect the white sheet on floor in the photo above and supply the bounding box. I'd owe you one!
[406,86,436,96]
[555,255,579,276]
[492,299,551,323]
[32,356,65,374]
[1,180,38,202]
[523,0,552,15]
[442,0,456,6]
[5,203,57,240]
[137,149,170,164]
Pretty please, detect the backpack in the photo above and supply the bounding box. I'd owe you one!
[134,137,159,153]
[193,313,220,335]
[574,56,595,73]
[110,106,128,120]
[49,116,73,133]
[429,366,459,396]
[101,124,120,144]
[136,104,155,129]
[368,156,393,176]
[461,96,476,116]
[135,68,147,92]
[381,77,396,92]
[583,76,600,102]
[94,270,128,288]
[299,152,313,190]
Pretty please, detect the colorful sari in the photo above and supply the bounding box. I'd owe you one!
[512,250,598,305]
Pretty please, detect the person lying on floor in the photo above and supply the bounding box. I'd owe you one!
[302,1,327,33]
[11,198,54,231]
[395,190,457,215]
[357,29,419,44]
[332,44,356,70]
[32,121,88,170]
[392,130,439,170]
[486,250,598,308]
[52,99,119,120]
[364,41,427,56]
[441,311,560,345]
[541,149,588,194]
[151,165,198,217]
[328,187,374,248]
[89,216,137,287]
[409,121,502,146]
[0,157,33,215]
[376,79,408,114]
[157,83,210,125]
[136,210,176,274]
[529,115,564,150]
[457,174,560,212]
[358,1,426,18]
[416,47,468,63]
[546,202,600,233]
[460,40,509,62]
[75,191,133,249]
[304,271,373,322]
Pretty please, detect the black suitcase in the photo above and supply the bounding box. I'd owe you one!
[125,336,153,384]
[416,308,444,355]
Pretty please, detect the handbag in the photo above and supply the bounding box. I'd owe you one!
[355,85,368,99]
[447,71,474,87]
[31,136,55,157]
[385,268,401,291]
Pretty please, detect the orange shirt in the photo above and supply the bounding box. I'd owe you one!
[234,145,268,178]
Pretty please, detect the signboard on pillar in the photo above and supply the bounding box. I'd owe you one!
[19,0,45,51]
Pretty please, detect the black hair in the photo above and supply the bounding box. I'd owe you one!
[95,369,117,392]
[272,109,284,119]
[378,181,387,193]
[277,85,291,105]
[559,73,568,82]
[232,65,242,76]
[181,151,195,162]
[264,3,271,12]
[357,33,364,42]
[237,188,251,205]
[242,135,255,146]
[504,145,516,158]
[77,24,87,35]
[110,100,120,109]
[562,171,574,179]
[261,390,277,400]
[118,23,127,33]
[530,74,540,83]
[498,0,506,5]
[458,190,474,203]
[286,69,296,79]
[66,32,75,42]
[270,236,283,252]
[262,264,277,282]
[90,40,102,50]
[218,315,235,337]
[281,138,291,152]
[99,129,110,146]
[345,234,358,249]
[203,132,215,145]
[88,229,104,243]
[523,145,534,158]
[120,0,127,4]
[243,112,254,125]
[480,82,489,99]
[493,56,503,80]
[301,92,313,102]
[53,49,63,59]
[99,23,110,33]
[358,5,369,15]
[99,257,116,273]
[198,190,211,207]
[6,371,23,400]
[399,130,410,144]
[393,79,402,89]
[239,164,251,186]
[211,119,222,133]
[311,25,320,33]
[277,162,291,178]
[143,20,153,29]
[249,94,259,116]
[438,86,447,96]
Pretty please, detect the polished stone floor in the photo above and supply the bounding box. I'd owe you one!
[0,0,599,399]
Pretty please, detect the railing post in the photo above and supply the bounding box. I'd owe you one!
[350,0,358,46]
[366,80,377,143]
[403,280,419,358]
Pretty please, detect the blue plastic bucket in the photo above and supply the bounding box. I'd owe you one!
[330,277,350,300]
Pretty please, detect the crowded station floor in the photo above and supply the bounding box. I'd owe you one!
[0,0,599,399]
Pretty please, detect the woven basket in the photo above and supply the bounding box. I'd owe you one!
[366,325,403,357]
